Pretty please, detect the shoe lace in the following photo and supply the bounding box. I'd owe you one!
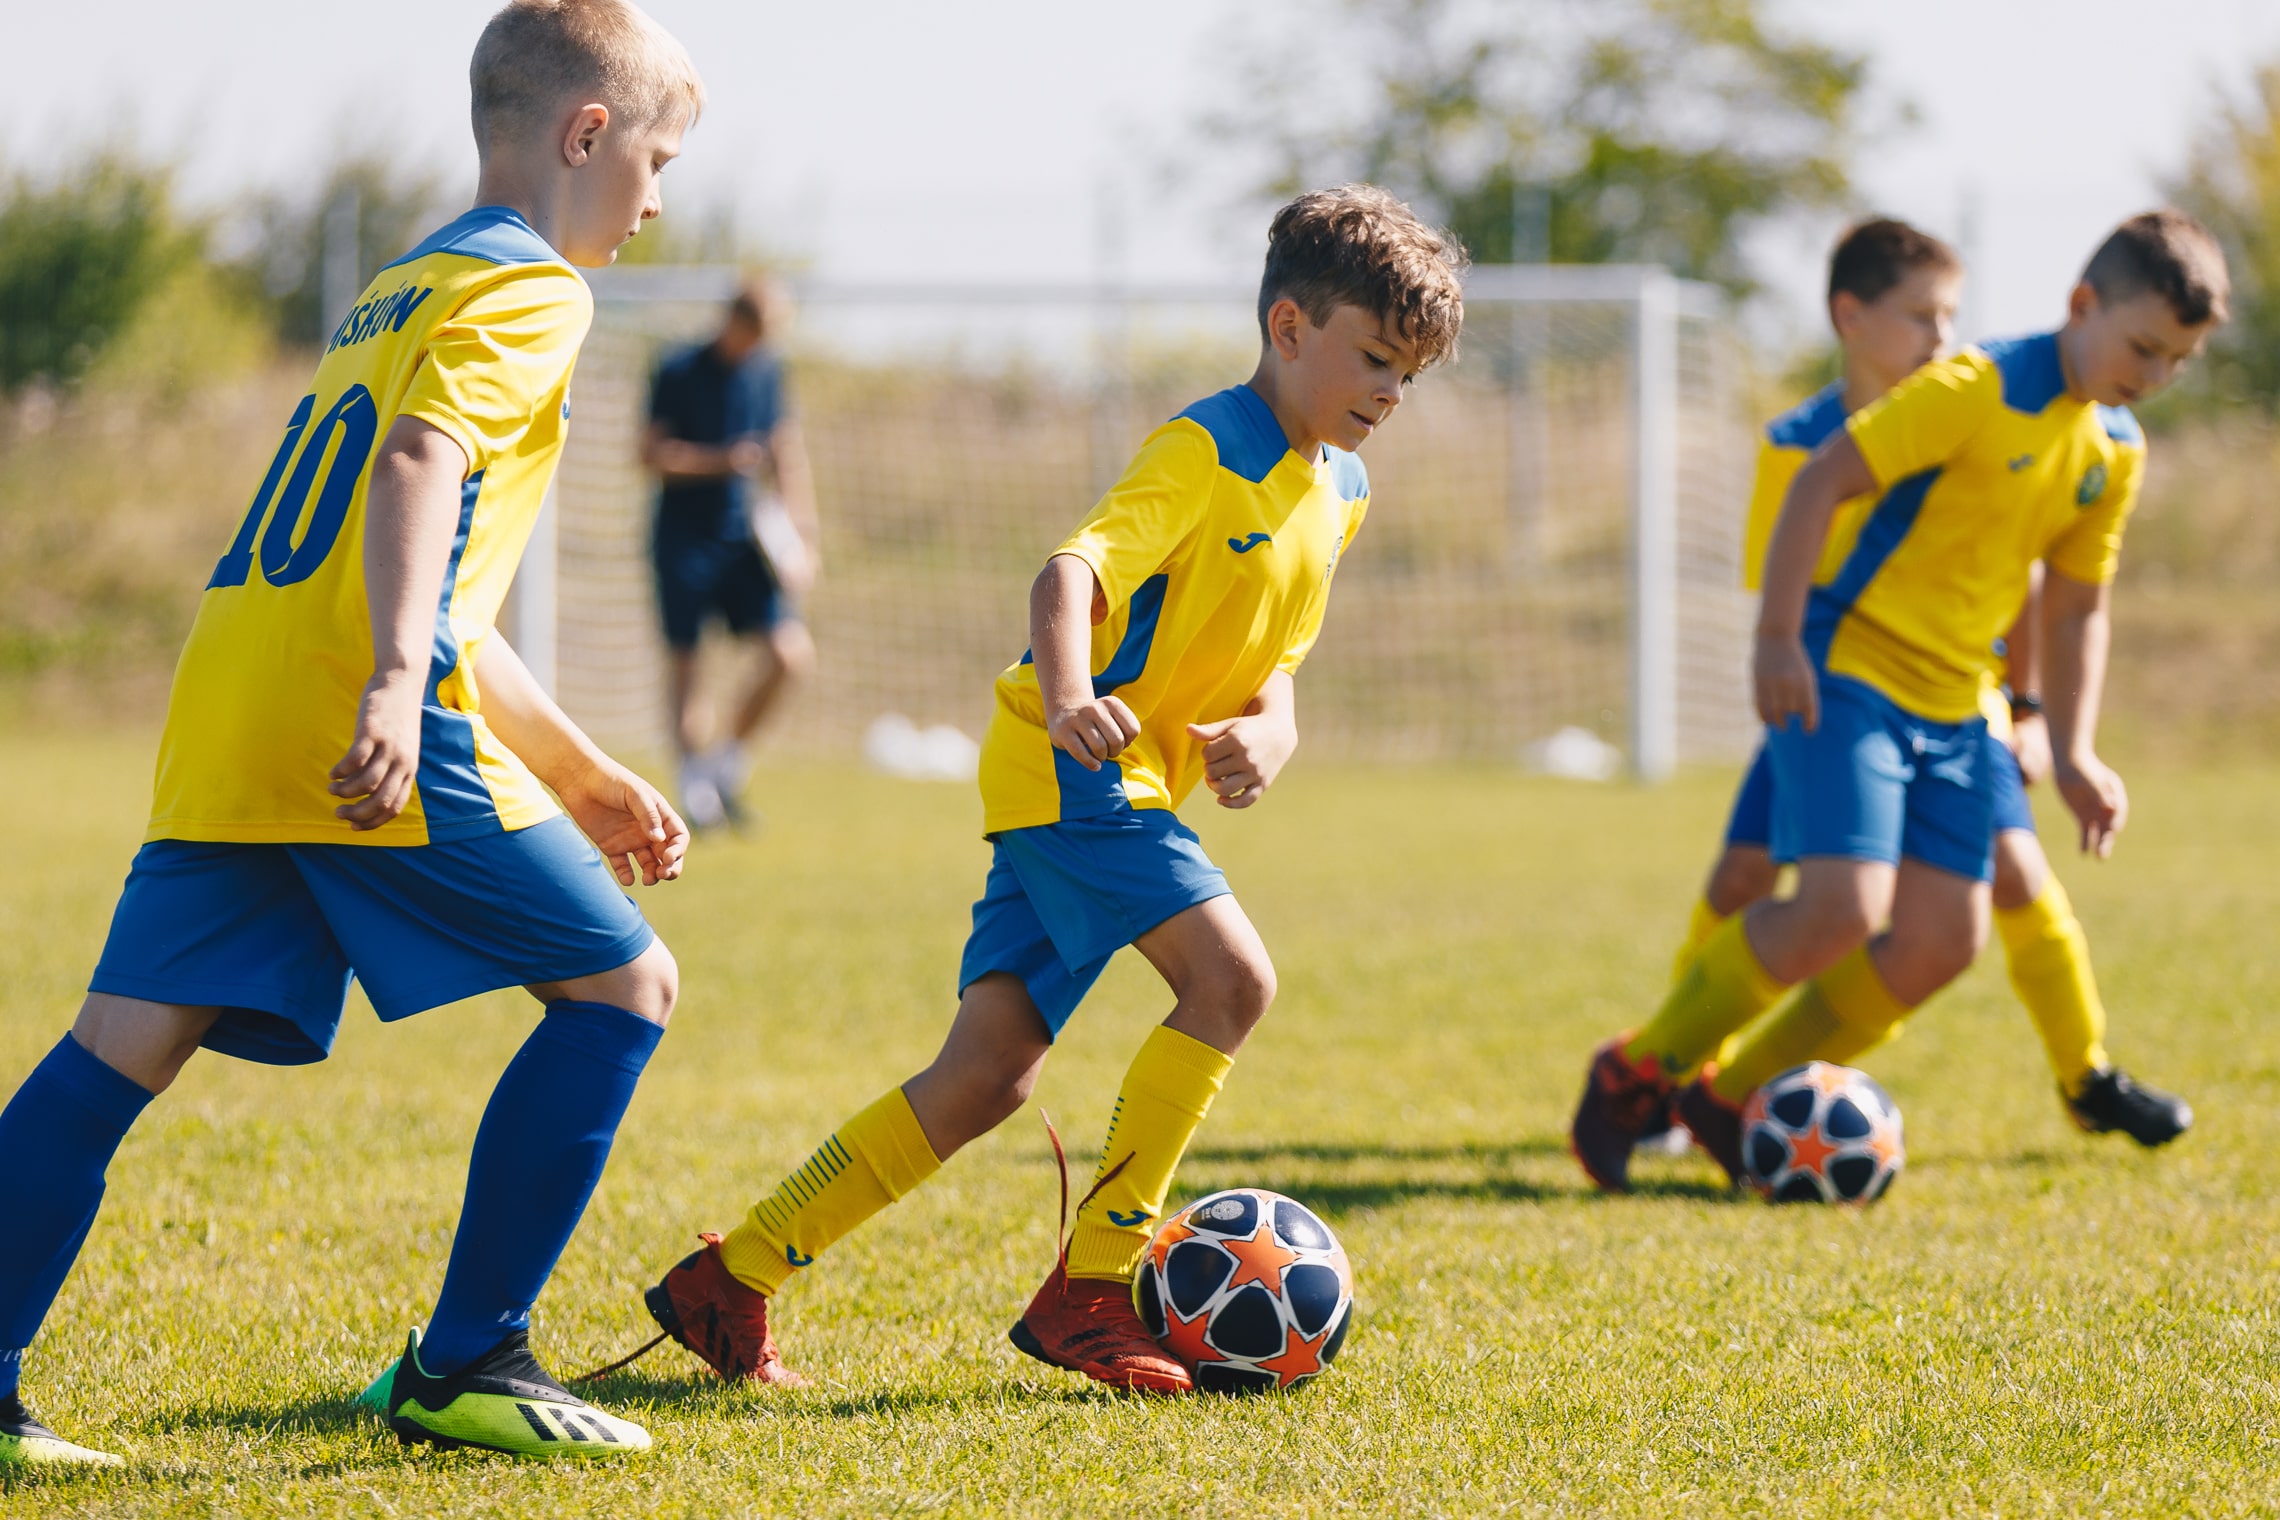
[1036,1107,1133,1305]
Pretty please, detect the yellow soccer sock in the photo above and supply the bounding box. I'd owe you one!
[1065,1025,1234,1283]
[1625,913,1791,1077]
[1711,947,1911,1102]
[718,1087,941,1296]
[1995,874,2109,1094]
[1669,896,1729,989]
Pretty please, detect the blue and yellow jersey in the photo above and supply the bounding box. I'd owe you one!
[1741,382,1878,592]
[978,384,1367,834]
[147,206,590,845]
[1811,332,2144,724]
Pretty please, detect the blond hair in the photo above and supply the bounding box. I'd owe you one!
[471,0,705,148]
[1259,185,1468,368]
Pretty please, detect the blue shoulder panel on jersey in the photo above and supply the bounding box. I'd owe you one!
[1176,385,1290,484]
[2098,404,2143,445]
[1803,467,1943,668]
[1983,332,2067,414]
[1764,381,1848,452]
[1325,446,1368,502]
[382,206,560,272]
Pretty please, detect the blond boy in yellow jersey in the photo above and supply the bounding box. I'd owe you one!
[0,0,707,1466]
[1573,210,2229,1191]
[632,187,1467,1396]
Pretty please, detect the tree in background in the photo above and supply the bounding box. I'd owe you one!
[1208,0,1871,296]
[0,153,200,394]
[2170,64,2280,412]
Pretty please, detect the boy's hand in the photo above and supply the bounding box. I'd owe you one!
[328,671,426,829]
[1049,696,1140,772]
[1754,631,1819,732]
[1187,709,1297,809]
[557,759,689,885]
[2008,711,2053,787]
[2054,752,2127,859]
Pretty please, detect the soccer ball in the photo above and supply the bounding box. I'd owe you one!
[1740,1062,1904,1204]
[1133,1188,1353,1394]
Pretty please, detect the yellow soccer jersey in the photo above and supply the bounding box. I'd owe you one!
[1741,382,1876,592]
[1814,331,2144,723]
[979,384,1367,834]
[148,206,590,845]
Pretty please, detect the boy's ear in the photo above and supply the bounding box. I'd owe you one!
[1264,296,1307,362]
[1828,290,1863,340]
[561,103,611,167]
[2066,280,2100,323]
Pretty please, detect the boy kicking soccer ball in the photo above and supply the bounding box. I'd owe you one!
[635,186,1465,1393]
[1575,210,2228,1191]
[0,0,704,1465]
[1645,220,2188,1182]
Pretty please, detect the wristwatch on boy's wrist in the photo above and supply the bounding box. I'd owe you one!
[2009,689,2045,719]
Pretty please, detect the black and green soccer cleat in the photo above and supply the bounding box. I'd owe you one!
[0,1393,123,1469]
[374,1328,650,1457]
[2066,1067,2193,1148]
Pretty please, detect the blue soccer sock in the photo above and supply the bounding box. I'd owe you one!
[0,1035,157,1396]
[420,1001,664,1374]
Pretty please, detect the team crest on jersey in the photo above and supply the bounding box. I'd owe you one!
[2076,461,2108,506]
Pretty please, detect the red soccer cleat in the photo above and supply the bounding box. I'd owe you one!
[1010,1272,1193,1394]
[1569,1034,1676,1192]
[1675,1073,1747,1187]
[645,1233,806,1386]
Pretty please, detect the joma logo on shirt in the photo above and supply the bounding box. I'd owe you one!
[1227,532,1272,553]
[2076,461,2108,506]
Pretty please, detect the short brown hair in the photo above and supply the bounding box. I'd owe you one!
[1826,218,1960,315]
[2082,209,2230,326]
[471,0,705,149]
[1259,185,1467,368]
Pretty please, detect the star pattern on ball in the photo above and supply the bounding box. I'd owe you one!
[1785,1122,1839,1177]
[1256,1321,1334,1384]
[1222,1227,1303,1293]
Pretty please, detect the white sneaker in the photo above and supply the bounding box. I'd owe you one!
[679,758,726,830]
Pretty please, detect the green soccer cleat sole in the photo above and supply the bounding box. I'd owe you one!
[0,1427,124,1469]
[385,1392,652,1458]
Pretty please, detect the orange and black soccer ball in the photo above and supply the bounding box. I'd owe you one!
[1133,1188,1353,1394]
[1741,1062,1905,1204]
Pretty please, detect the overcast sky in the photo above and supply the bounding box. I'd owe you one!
[10,0,2280,345]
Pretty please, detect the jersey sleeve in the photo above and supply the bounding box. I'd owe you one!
[1054,420,1217,610]
[1278,494,1367,675]
[1741,437,1805,593]
[1846,351,2000,489]
[399,265,592,474]
[2045,444,2143,586]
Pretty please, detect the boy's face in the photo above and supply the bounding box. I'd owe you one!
[558,104,687,268]
[2064,284,2214,407]
[1831,264,1961,395]
[1269,300,1424,454]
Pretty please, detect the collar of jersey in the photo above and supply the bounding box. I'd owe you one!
[381,205,561,273]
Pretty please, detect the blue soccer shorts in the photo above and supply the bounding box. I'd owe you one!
[957,805,1231,1038]
[652,530,794,650]
[90,815,655,1066]
[1722,744,1778,850]
[1986,727,2036,837]
[1766,674,1996,883]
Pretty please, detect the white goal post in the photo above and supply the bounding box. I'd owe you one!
[502,263,1754,780]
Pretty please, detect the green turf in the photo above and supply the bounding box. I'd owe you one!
[1,731,2274,1517]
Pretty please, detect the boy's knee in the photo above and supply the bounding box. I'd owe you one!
[1794,891,1878,959]
[767,621,815,679]
[1199,947,1277,1032]
[537,939,678,1026]
[1991,834,2045,911]
[1705,848,1777,916]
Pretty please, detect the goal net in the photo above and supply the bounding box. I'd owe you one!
[508,266,1757,779]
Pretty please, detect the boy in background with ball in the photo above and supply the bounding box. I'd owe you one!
[1572,211,2228,1192]
[633,186,1466,1394]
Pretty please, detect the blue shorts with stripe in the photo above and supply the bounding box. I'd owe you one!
[90,816,655,1066]
[1764,675,1998,882]
[1726,721,2034,854]
[957,805,1230,1037]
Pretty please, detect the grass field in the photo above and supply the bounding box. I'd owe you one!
[1,731,2275,1517]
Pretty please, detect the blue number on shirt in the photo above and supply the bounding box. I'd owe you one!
[207,385,381,590]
